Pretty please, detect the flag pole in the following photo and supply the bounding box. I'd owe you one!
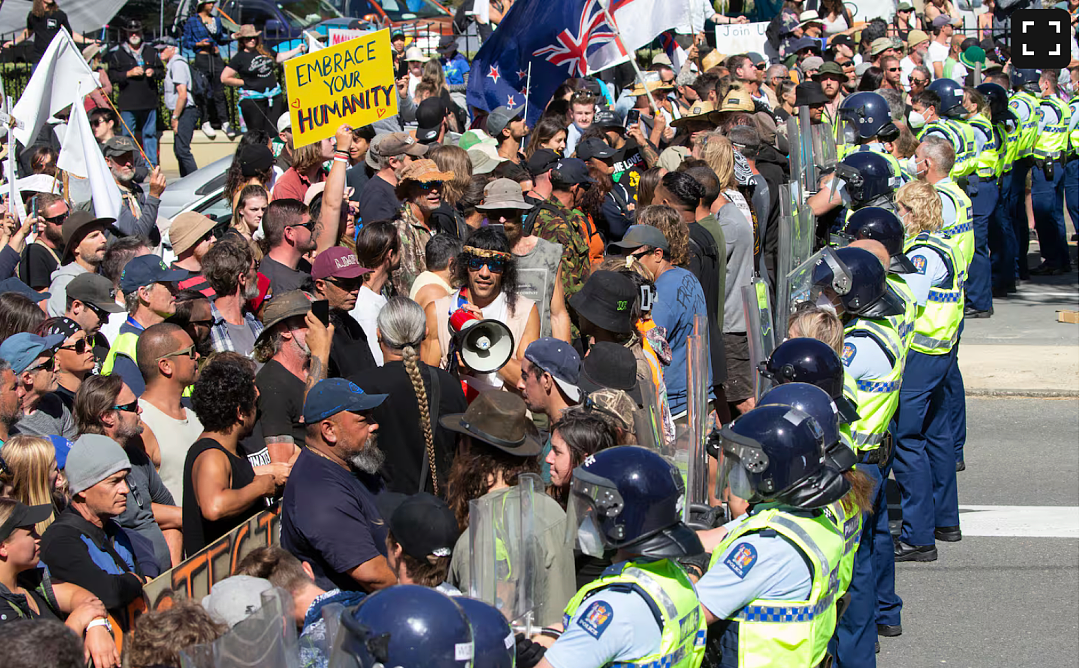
[601,0,661,117]
[101,95,152,166]
[521,61,532,152]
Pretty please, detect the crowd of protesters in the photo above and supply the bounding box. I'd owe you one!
[0,0,1076,666]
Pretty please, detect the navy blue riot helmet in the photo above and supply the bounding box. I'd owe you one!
[927,78,966,117]
[838,92,898,142]
[813,246,905,319]
[718,404,850,509]
[975,83,1014,124]
[570,445,703,560]
[1010,68,1040,90]
[845,206,918,274]
[834,152,897,209]
[333,585,473,668]
[758,382,857,474]
[456,598,515,668]
[760,337,860,423]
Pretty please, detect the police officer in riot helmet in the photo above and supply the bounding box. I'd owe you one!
[330,585,475,668]
[759,337,860,424]
[457,597,517,668]
[834,152,900,211]
[697,404,848,668]
[838,91,901,146]
[927,78,967,118]
[759,382,857,474]
[532,446,707,668]
[844,206,919,274]
[811,246,906,320]
[975,83,1015,125]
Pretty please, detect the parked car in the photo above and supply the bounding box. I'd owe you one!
[217,0,377,51]
[157,154,233,224]
[348,0,452,52]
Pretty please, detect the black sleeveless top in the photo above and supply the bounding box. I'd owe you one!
[182,437,261,557]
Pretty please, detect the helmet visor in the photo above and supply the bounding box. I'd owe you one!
[837,119,860,147]
[568,472,625,557]
[713,426,770,501]
[810,247,854,298]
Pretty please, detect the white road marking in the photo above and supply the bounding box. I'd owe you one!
[957,505,1079,538]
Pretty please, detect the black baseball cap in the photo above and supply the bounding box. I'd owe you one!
[67,273,125,313]
[568,270,637,335]
[0,503,52,542]
[377,492,459,560]
[577,342,642,405]
[576,137,616,161]
[593,108,622,129]
[415,98,445,144]
[526,148,561,178]
[551,158,595,185]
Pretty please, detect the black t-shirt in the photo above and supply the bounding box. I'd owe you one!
[181,437,260,556]
[18,242,59,290]
[328,310,377,379]
[346,164,370,202]
[688,221,727,389]
[611,139,646,199]
[254,359,307,447]
[27,10,71,62]
[774,108,791,126]
[351,360,467,495]
[258,256,314,295]
[357,174,402,226]
[228,50,278,92]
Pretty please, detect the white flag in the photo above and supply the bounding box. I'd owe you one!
[11,28,98,148]
[57,91,121,219]
[303,30,323,52]
[586,0,690,73]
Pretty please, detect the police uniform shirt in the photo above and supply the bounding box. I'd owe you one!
[1037,100,1063,133]
[1010,96,1035,127]
[934,180,960,229]
[545,588,663,668]
[696,530,813,619]
[970,122,989,153]
[902,246,950,306]
[841,332,894,381]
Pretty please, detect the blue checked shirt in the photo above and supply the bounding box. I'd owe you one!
[208,301,264,354]
[181,15,231,56]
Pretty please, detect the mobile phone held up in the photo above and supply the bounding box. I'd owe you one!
[312,300,330,327]
[625,109,641,129]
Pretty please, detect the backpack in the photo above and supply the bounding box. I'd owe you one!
[188,61,210,98]
[523,199,563,236]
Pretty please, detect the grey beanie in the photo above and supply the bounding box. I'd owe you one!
[64,434,131,495]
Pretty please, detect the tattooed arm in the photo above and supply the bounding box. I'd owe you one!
[302,311,334,401]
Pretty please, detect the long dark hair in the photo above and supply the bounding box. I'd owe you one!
[525,115,568,158]
[355,220,400,272]
[547,408,616,506]
[858,67,884,91]
[452,226,521,315]
[445,444,541,530]
[0,293,46,341]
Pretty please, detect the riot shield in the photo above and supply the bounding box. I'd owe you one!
[742,279,776,400]
[775,203,818,335]
[467,474,571,632]
[180,588,298,668]
[798,106,817,193]
[812,121,838,173]
[786,116,803,202]
[776,247,852,331]
[683,313,710,515]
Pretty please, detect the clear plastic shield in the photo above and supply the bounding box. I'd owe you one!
[180,588,298,668]
[786,116,803,201]
[775,204,818,335]
[779,247,852,328]
[812,122,838,173]
[467,474,568,634]
[742,279,776,400]
[683,313,710,512]
[798,106,817,193]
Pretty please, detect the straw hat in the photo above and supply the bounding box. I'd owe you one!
[627,79,674,96]
[672,100,719,128]
[232,24,261,39]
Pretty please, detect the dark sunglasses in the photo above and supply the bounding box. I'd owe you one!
[59,339,89,354]
[26,356,55,373]
[43,212,69,225]
[111,400,140,413]
[328,277,364,292]
[630,249,653,261]
[288,220,314,231]
[910,78,929,85]
[414,181,441,191]
[887,67,901,72]
[464,254,506,273]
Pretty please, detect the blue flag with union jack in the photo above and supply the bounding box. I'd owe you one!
[466,0,632,125]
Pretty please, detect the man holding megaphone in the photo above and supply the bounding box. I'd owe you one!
[422,227,540,394]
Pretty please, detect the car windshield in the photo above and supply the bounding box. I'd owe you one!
[278,0,343,28]
[367,0,448,21]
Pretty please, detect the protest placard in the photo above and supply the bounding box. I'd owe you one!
[714,21,769,58]
[327,27,370,45]
[283,27,398,148]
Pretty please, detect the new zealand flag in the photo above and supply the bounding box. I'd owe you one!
[466,0,627,125]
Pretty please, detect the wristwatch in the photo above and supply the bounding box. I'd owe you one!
[86,617,113,634]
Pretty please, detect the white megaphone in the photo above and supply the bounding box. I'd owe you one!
[449,308,515,374]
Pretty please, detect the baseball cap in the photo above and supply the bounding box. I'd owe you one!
[468,148,504,175]
[476,178,533,211]
[650,52,673,68]
[524,337,581,402]
[790,36,821,54]
[831,34,854,50]
[202,576,274,628]
[567,270,638,335]
[458,129,498,151]
[526,148,560,178]
[119,255,187,295]
[606,224,670,254]
[592,108,621,129]
[801,56,824,72]
[277,113,292,133]
[102,135,137,158]
[415,98,446,144]
[897,2,914,10]
[577,342,642,405]
[485,104,526,137]
[311,246,370,280]
[0,332,65,374]
[575,137,616,161]
[67,273,125,313]
[49,435,73,469]
[748,52,767,66]
[366,132,429,170]
[657,146,690,172]
[64,434,131,496]
[257,290,312,339]
[376,492,459,560]
[302,378,388,424]
[551,158,595,185]
[239,144,274,177]
[0,277,48,303]
[0,502,53,542]
[168,211,217,256]
[931,14,960,28]
[854,62,872,77]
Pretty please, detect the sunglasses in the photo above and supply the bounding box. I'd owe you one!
[910,78,929,85]
[288,220,314,231]
[59,339,89,354]
[111,400,140,413]
[464,254,506,273]
[43,212,69,225]
[157,344,198,361]
[414,181,441,191]
[630,249,653,261]
[26,357,55,373]
[328,277,364,292]
[887,67,901,72]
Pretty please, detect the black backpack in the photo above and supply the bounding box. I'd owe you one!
[188,60,210,99]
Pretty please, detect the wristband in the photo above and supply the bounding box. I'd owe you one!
[334,149,351,157]
[86,617,112,633]
[333,155,350,164]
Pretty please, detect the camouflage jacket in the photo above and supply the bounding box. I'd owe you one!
[531,197,590,302]
[391,204,435,297]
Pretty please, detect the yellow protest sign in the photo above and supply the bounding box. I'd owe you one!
[283,27,398,148]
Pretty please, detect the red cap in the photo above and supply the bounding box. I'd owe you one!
[311,247,370,280]
[246,272,272,314]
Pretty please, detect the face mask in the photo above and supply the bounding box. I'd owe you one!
[908,111,926,129]
[128,35,142,47]
[577,515,606,558]
[913,157,929,179]
[815,293,838,315]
